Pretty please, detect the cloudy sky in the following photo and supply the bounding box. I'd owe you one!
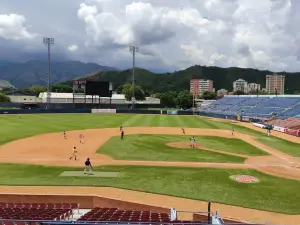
[0,0,299,72]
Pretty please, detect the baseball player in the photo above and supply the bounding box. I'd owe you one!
[79,133,84,144]
[182,128,185,134]
[120,124,123,132]
[121,130,124,139]
[190,137,195,148]
[231,127,234,136]
[63,131,67,139]
[84,158,93,174]
[69,146,77,160]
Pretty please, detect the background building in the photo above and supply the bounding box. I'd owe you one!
[248,83,261,93]
[217,89,228,96]
[266,74,285,94]
[233,79,248,93]
[190,79,214,96]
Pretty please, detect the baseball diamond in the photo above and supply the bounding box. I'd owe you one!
[0,113,299,225]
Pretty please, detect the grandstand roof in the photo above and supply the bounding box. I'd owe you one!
[39,92,126,100]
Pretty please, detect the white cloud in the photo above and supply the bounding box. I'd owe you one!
[0,13,36,40]
[1,0,300,73]
[68,44,79,52]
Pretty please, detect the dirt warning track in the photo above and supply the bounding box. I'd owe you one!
[0,127,299,180]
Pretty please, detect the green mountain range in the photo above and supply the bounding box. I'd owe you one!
[0,60,116,88]
[76,65,300,94]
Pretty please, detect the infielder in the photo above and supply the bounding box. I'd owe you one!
[79,133,84,143]
[182,128,185,134]
[190,137,195,148]
[69,146,77,160]
[63,131,67,139]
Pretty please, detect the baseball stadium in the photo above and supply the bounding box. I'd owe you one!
[0,81,300,225]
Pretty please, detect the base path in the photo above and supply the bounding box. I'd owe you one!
[0,127,299,180]
[0,186,299,225]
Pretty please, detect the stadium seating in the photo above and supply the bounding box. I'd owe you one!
[201,96,300,118]
[267,117,300,129]
[0,202,78,221]
[77,207,172,222]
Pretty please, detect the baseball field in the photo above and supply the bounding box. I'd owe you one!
[0,113,299,223]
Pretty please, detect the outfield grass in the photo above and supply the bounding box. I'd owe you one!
[98,134,266,162]
[0,164,299,214]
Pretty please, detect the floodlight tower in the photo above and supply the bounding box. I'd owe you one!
[43,37,54,109]
[129,45,139,108]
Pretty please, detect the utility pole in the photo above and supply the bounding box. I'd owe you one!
[129,46,138,109]
[43,37,54,109]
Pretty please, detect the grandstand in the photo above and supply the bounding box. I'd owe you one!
[0,202,231,225]
[200,95,300,119]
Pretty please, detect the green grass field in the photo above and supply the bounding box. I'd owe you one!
[0,113,300,214]
[98,134,267,162]
[0,164,299,214]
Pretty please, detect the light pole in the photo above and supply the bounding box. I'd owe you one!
[43,37,54,109]
[129,45,138,109]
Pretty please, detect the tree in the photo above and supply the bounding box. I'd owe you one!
[51,84,73,93]
[151,93,161,98]
[159,91,178,107]
[121,83,146,101]
[23,85,47,96]
[176,90,193,109]
[202,91,217,100]
[0,93,10,102]
[233,90,246,95]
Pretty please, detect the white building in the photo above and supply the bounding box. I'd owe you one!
[247,83,261,93]
[266,74,285,95]
[217,89,228,96]
[38,92,160,104]
[233,79,248,93]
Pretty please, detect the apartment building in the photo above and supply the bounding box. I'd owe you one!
[233,79,248,93]
[248,83,261,93]
[190,79,214,96]
[266,74,285,94]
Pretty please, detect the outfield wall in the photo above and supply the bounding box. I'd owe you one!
[0,108,197,115]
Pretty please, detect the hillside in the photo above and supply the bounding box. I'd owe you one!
[0,80,14,88]
[82,65,300,94]
[0,60,116,88]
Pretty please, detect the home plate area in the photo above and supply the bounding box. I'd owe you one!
[60,171,120,178]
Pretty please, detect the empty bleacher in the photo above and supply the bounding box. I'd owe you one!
[267,117,300,129]
[201,96,300,118]
[0,202,78,222]
[77,207,172,223]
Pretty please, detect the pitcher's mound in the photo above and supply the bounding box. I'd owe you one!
[60,171,120,178]
[166,142,207,149]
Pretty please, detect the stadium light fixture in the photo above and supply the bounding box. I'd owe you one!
[43,37,55,109]
[129,46,139,108]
